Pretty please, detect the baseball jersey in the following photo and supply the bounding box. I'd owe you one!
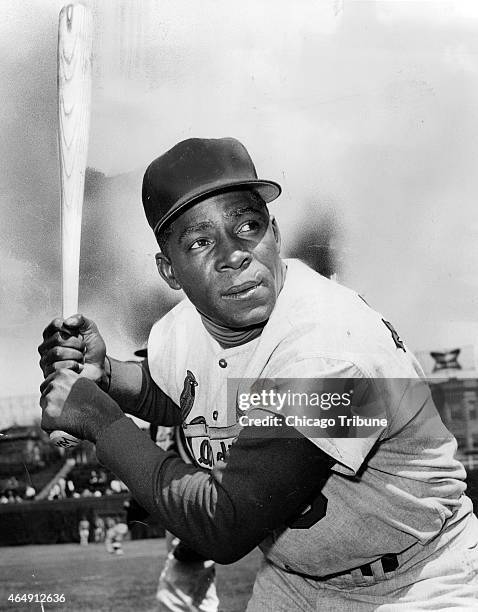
[146,258,470,575]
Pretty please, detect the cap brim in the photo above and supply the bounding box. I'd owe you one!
[153,179,281,235]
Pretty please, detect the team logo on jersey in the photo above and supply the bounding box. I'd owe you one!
[178,370,239,469]
[179,427,234,469]
[382,319,406,352]
[180,370,198,420]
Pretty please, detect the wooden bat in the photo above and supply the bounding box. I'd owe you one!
[50,4,92,449]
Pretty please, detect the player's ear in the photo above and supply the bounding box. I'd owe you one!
[155,253,182,290]
[270,216,281,252]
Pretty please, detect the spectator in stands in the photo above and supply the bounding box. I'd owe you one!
[98,470,107,485]
[79,516,90,546]
[25,485,36,500]
[58,477,66,498]
[89,470,99,489]
[32,443,42,464]
[110,479,124,494]
[30,443,44,467]
[48,483,61,500]
[66,479,75,497]
[6,476,19,490]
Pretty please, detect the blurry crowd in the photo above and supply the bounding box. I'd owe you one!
[0,476,35,503]
[0,468,128,502]
[47,468,128,501]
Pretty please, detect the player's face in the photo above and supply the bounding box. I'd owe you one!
[156,191,284,328]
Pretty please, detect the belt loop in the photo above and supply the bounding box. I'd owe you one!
[360,554,399,579]
[368,559,386,580]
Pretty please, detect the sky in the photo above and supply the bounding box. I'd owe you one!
[1,0,478,402]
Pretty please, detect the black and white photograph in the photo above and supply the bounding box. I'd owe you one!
[1,1,478,610]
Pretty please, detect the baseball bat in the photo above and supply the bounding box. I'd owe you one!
[50,4,92,449]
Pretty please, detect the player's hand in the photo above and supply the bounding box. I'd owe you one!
[40,369,86,439]
[38,314,107,386]
[40,369,123,443]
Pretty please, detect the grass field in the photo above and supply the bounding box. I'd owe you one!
[0,539,261,612]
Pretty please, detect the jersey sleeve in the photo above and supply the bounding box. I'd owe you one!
[250,356,388,476]
[96,410,333,564]
[108,358,182,426]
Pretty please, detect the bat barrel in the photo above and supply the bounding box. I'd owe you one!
[58,3,92,319]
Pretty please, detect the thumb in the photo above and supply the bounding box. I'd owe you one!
[64,314,100,338]
[73,316,106,363]
[60,314,86,339]
[63,314,85,330]
[77,315,100,338]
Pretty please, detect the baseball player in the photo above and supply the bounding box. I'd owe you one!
[105,516,128,555]
[93,514,105,543]
[78,516,90,546]
[38,137,478,610]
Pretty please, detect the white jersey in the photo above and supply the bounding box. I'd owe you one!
[148,258,470,575]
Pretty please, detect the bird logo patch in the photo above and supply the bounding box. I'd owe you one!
[180,370,198,420]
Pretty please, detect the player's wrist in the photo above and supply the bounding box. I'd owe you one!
[73,378,124,443]
[97,355,111,393]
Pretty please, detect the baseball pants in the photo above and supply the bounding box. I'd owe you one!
[246,513,478,611]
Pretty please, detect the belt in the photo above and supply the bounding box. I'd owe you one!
[281,552,400,581]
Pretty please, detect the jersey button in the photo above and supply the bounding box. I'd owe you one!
[218,359,227,368]
[212,411,219,421]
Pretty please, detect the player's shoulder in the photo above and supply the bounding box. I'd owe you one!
[277,259,371,329]
[150,297,197,332]
[267,259,422,377]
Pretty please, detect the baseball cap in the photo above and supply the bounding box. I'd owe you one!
[142,137,281,236]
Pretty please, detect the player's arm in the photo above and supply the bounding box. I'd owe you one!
[104,357,181,426]
[40,374,333,564]
[38,315,180,426]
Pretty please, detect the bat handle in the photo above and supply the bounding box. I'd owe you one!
[49,326,82,448]
[50,431,81,448]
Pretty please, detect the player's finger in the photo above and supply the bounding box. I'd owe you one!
[42,318,65,340]
[40,351,84,379]
[40,372,56,395]
[41,347,84,366]
[38,332,84,355]
[53,360,83,373]
[42,360,84,377]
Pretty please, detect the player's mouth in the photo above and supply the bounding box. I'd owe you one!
[222,280,263,300]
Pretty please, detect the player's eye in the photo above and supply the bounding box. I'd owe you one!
[189,238,211,250]
[237,220,260,234]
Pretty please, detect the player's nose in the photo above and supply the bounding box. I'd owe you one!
[215,234,252,271]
